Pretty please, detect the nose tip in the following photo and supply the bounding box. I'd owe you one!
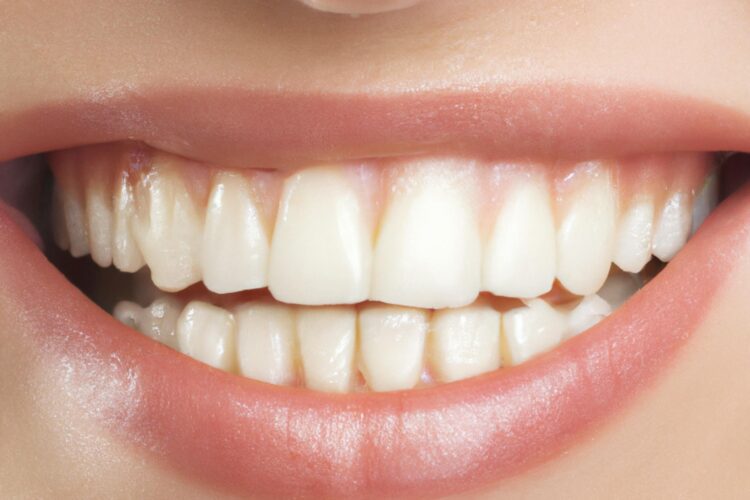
[299,0,424,14]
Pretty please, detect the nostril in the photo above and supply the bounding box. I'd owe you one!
[299,0,424,15]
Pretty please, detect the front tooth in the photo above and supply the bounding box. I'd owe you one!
[139,297,183,349]
[613,197,654,273]
[202,171,270,293]
[269,166,372,305]
[371,162,481,308]
[652,191,692,262]
[359,305,429,392]
[566,295,611,338]
[176,301,236,371]
[235,302,297,386]
[429,303,501,383]
[556,164,617,295]
[501,299,567,365]
[85,168,114,267]
[483,176,556,298]
[133,164,203,291]
[297,306,356,393]
[112,170,145,273]
[691,172,719,234]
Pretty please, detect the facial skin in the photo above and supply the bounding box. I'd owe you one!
[0,1,749,498]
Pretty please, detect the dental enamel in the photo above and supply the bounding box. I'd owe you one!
[50,144,718,392]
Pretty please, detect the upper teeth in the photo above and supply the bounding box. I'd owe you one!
[50,147,717,309]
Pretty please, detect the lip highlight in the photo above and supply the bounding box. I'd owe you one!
[1,176,749,498]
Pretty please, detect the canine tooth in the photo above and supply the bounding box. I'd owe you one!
[613,197,654,273]
[483,177,556,298]
[502,299,567,365]
[139,297,183,349]
[269,166,372,305]
[176,301,236,371]
[51,185,70,251]
[429,303,501,383]
[133,165,203,291]
[691,172,719,234]
[652,191,691,262]
[557,164,616,295]
[112,171,145,272]
[297,306,356,393]
[235,302,297,386]
[202,172,270,293]
[85,170,114,267]
[59,182,89,258]
[359,305,428,392]
[371,163,481,308]
[566,295,611,338]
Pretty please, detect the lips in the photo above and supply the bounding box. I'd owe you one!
[1,86,750,498]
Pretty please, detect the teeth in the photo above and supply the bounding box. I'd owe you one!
[114,297,183,349]
[112,170,145,273]
[59,177,90,258]
[598,271,643,309]
[176,301,236,371]
[691,172,719,234]
[556,164,617,295]
[202,171,270,294]
[652,191,692,262]
[429,303,501,383]
[566,295,611,338]
[296,306,357,393]
[85,168,114,267]
[501,299,568,365]
[269,167,372,305]
[132,164,203,291]
[483,175,556,298]
[613,197,654,273]
[371,163,481,308]
[359,305,429,392]
[234,302,297,386]
[51,185,70,251]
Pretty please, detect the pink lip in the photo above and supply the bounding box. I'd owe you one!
[0,179,749,498]
[2,84,750,167]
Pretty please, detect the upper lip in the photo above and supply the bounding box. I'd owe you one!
[1,83,750,167]
[3,82,750,498]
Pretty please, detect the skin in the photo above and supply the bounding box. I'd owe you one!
[0,1,749,498]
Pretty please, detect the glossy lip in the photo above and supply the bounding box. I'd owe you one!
[1,84,750,498]
[2,84,750,167]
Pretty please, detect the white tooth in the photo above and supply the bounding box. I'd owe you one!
[556,164,617,295]
[613,197,654,273]
[51,185,70,251]
[371,163,481,308]
[133,165,203,291]
[59,182,89,258]
[501,299,567,365]
[297,306,356,393]
[235,302,297,386]
[483,178,556,298]
[359,305,428,392]
[652,191,692,262]
[269,166,372,305]
[113,301,143,330]
[566,295,611,338]
[85,170,114,267]
[139,297,183,349]
[429,303,501,383]
[112,171,145,273]
[691,172,719,234]
[598,271,643,309]
[176,301,236,371]
[202,171,270,293]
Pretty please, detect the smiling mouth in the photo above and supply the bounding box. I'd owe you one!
[2,82,750,498]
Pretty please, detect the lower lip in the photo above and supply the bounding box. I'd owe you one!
[1,184,748,498]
